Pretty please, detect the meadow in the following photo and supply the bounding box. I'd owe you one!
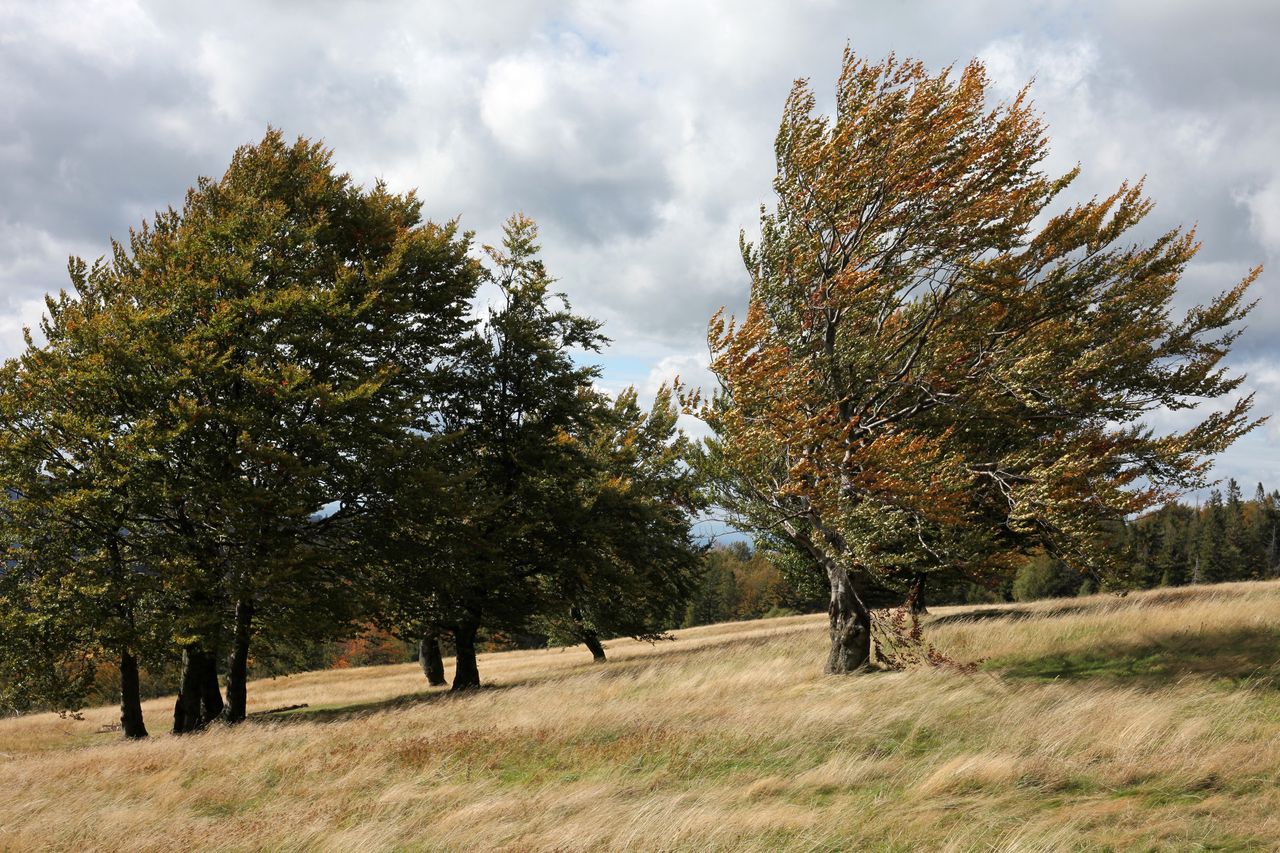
[1,580,1277,852]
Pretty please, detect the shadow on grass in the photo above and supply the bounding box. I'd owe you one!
[927,585,1241,628]
[252,684,517,726]
[251,627,825,725]
[990,624,1280,689]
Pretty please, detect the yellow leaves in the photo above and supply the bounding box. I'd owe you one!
[603,474,633,496]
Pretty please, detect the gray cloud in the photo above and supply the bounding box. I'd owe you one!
[1,0,1276,485]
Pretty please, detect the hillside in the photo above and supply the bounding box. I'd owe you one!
[1,581,1278,851]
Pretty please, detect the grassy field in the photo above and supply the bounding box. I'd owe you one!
[1,581,1278,852]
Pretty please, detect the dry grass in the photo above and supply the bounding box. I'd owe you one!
[1,581,1278,851]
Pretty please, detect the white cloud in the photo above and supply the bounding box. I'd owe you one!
[0,0,1276,478]
[1239,179,1280,255]
[642,352,713,401]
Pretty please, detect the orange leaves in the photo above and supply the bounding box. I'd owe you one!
[700,45,1259,594]
[844,428,968,524]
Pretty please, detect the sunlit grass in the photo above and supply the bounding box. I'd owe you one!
[1,581,1277,851]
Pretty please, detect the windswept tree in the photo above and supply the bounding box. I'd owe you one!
[153,131,478,729]
[694,50,1260,674]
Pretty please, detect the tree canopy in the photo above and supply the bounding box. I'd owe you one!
[0,133,706,733]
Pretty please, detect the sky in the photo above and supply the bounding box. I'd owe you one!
[2,0,1278,496]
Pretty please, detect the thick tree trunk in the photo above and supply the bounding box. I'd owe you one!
[582,631,607,662]
[569,605,606,662]
[172,647,203,734]
[419,630,447,686]
[908,572,928,615]
[451,619,481,691]
[119,650,148,740]
[172,645,225,734]
[225,599,254,724]
[825,565,872,674]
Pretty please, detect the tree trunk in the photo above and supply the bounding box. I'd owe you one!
[172,645,224,733]
[451,619,481,691]
[419,630,447,686]
[119,650,148,740]
[582,631,607,662]
[908,572,928,615]
[224,599,254,724]
[825,564,872,674]
[569,606,606,662]
[172,647,202,734]
[201,649,225,722]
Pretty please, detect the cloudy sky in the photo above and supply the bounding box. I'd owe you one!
[2,0,1278,494]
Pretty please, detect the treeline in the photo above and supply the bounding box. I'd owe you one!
[0,131,704,736]
[1008,480,1280,601]
[681,542,826,626]
[1124,481,1280,586]
[694,482,1280,615]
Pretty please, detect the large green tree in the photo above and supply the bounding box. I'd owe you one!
[695,51,1260,673]
[0,130,481,733]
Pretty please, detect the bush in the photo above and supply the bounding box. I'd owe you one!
[1013,554,1082,602]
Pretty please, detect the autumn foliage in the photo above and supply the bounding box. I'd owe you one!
[693,50,1260,673]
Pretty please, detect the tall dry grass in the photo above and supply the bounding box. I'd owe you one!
[1,581,1277,851]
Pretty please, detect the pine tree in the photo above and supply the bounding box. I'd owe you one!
[1244,483,1271,577]
[1222,479,1247,580]
[1197,491,1227,583]
[1155,509,1187,586]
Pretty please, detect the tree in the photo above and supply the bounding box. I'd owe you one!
[694,50,1260,674]
[1222,479,1248,580]
[535,385,705,661]
[1197,491,1229,583]
[1262,487,1280,578]
[1012,552,1080,602]
[1154,508,1189,586]
[0,130,481,731]
[683,548,741,627]
[0,258,186,738]
[375,215,607,690]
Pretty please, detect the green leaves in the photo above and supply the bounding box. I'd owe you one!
[0,129,484,717]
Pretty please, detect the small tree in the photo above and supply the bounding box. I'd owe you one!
[0,263,183,737]
[537,386,705,659]
[694,50,1260,674]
